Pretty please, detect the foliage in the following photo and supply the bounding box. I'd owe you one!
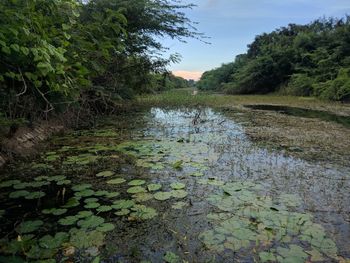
[0,0,200,120]
[197,16,350,101]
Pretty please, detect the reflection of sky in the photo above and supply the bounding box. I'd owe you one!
[161,0,350,79]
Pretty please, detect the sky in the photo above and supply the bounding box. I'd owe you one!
[162,0,350,80]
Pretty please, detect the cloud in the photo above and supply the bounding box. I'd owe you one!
[205,0,220,8]
[172,70,203,81]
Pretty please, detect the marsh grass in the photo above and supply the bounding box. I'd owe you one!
[137,88,350,115]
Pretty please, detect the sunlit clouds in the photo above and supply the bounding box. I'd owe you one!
[172,70,203,81]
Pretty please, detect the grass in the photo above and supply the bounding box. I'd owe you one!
[137,88,350,115]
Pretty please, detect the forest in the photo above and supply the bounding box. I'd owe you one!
[197,16,350,101]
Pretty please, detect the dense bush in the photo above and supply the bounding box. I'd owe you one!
[197,16,350,101]
[0,0,197,120]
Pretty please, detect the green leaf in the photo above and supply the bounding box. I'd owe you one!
[17,220,43,234]
[170,182,186,190]
[163,252,180,263]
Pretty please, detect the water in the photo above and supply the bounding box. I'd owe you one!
[0,107,349,262]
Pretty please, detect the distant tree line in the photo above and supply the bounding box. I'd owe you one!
[197,16,350,101]
[0,0,197,122]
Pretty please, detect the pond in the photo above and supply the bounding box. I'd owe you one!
[0,107,349,262]
[244,104,350,128]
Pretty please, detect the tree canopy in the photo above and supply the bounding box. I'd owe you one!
[197,16,350,101]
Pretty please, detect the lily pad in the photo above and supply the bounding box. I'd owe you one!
[147,183,162,191]
[172,201,187,210]
[0,180,21,188]
[127,186,147,194]
[39,232,69,249]
[75,189,95,197]
[163,251,180,263]
[153,191,172,201]
[170,190,188,199]
[76,211,94,218]
[112,199,135,209]
[77,215,105,229]
[94,190,109,196]
[115,209,130,216]
[56,180,71,186]
[128,179,146,186]
[172,160,183,170]
[104,192,120,198]
[170,182,186,190]
[96,171,115,177]
[84,198,99,203]
[17,220,43,234]
[107,178,126,185]
[72,184,92,192]
[84,202,100,209]
[62,197,80,208]
[42,208,67,216]
[132,192,153,202]
[96,223,115,232]
[9,190,30,199]
[96,206,112,212]
[130,205,158,220]
[25,191,46,199]
[58,216,78,226]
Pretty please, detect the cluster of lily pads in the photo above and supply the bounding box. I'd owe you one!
[198,181,339,262]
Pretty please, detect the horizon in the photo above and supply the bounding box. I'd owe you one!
[167,0,350,81]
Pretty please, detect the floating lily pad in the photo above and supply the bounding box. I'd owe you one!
[69,229,105,249]
[58,216,78,226]
[112,199,135,209]
[72,184,92,192]
[115,209,130,216]
[163,251,180,263]
[130,205,157,220]
[84,202,100,209]
[132,192,153,202]
[96,171,115,177]
[172,160,183,170]
[47,175,66,182]
[25,191,46,199]
[0,180,21,188]
[42,208,67,216]
[96,206,112,212]
[39,232,69,249]
[84,198,99,203]
[170,190,188,199]
[96,223,115,232]
[94,190,109,196]
[13,182,30,189]
[170,182,186,190]
[9,190,30,199]
[128,179,146,186]
[56,180,71,186]
[147,183,162,191]
[153,191,172,201]
[127,186,147,194]
[17,220,43,234]
[62,197,80,208]
[76,211,93,218]
[77,215,104,229]
[75,189,95,197]
[104,192,120,198]
[34,176,49,181]
[107,178,126,185]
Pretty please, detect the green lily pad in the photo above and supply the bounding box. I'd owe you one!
[128,179,146,186]
[96,171,115,177]
[42,208,67,216]
[107,178,126,185]
[62,197,80,208]
[96,223,115,232]
[84,198,99,203]
[25,191,46,199]
[104,192,120,198]
[147,183,162,191]
[69,229,105,249]
[9,190,30,199]
[115,209,130,216]
[163,251,180,263]
[72,184,92,192]
[39,232,69,249]
[96,206,112,212]
[56,180,71,186]
[75,189,95,197]
[13,182,30,189]
[77,215,105,229]
[47,175,66,182]
[172,160,183,170]
[170,182,186,190]
[112,199,135,209]
[58,216,78,226]
[94,190,109,196]
[153,191,172,201]
[76,211,93,218]
[0,180,21,188]
[130,205,158,220]
[170,190,188,199]
[127,186,147,194]
[132,192,153,202]
[84,202,100,209]
[17,220,43,234]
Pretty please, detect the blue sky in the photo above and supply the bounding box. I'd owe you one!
[163,0,350,80]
